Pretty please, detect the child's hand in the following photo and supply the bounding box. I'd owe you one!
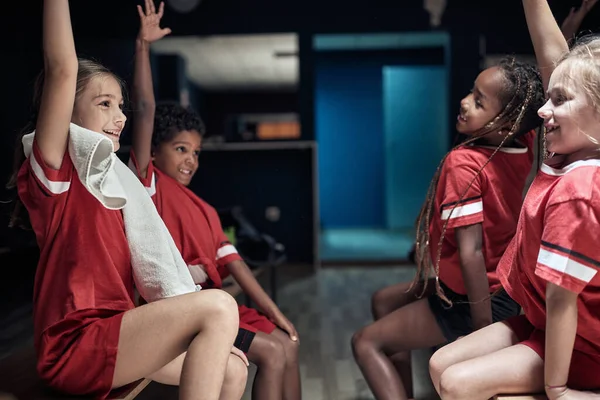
[270,312,299,342]
[137,0,172,43]
[230,346,250,367]
[562,0,598,36]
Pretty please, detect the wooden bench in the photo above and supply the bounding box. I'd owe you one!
[0,345,150,400]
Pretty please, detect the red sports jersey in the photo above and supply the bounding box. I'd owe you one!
[17,141,135,398]
[431,132,534,295]
[129,152,276,337]
[129,152,242,288]
[498,158,600,356]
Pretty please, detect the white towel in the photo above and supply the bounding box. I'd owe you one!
[22,123,200,302]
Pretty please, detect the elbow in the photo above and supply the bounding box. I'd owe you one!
[43,55,79,77]
[135,99,156,115]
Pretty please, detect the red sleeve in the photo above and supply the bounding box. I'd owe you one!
[438,151,484,229]
[535,199,599,294]
[26,139,73,198]
[207,207,243,267]
[128,149,156,197]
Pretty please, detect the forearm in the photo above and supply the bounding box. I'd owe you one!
[545,283,577,389]
[43,0,78,72]
[133,39,156,113]
[131,38,156,175]
[460,251,492,329]
[227,261,279,317]
[522,0,569,88]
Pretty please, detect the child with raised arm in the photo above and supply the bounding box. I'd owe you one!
[128,2,301,399]
[8,0,247,398]
[429,1,600,399]
[351,58,545,400]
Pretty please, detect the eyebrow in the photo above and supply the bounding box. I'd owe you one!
[94,94,124,103]
[473,86,487,102]
[172,141,201,148]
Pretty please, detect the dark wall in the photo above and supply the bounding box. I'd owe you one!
[191,147,315,264]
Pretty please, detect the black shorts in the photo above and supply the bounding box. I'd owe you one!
[428,280,521,342]
[234,328,256,353]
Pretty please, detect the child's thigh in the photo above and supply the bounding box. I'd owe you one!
[430,320,521,375]
[441,344,544,396]
[372,278,436,315]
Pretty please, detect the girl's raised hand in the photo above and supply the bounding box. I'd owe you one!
[137,0,172,43]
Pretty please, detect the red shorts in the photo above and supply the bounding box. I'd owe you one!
[239,305,276,334]
[234,305,277,353]
[505,315,600,390]
[39,311,125,399]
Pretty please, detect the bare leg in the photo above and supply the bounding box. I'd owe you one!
[269,328,301,400]
[371,279,435,320]
[429,321,519,393]
[112,289,239,400]
[371,279,436,398]
[148,352,248,400]
[246,331,286,400]
[352,297,447,400]
[438,344,544,400]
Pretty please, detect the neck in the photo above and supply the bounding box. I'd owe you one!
[563,147,600,166]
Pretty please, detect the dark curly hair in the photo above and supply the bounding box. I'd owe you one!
[152,102,206,151]
[411,56,545,305]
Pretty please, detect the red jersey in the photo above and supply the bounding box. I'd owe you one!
[129,152,242,287]
[431,132,534,295]
[17,141,135,395]
[498,158,600,356]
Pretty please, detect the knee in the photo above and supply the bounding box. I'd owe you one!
[280,335,300,365]
[257,337,286,371]
[371,288,388,319]
[428,348,448,387]
[438,365,471,400]
[192,290,239,332]
[224,353,248,393]
[351,326,375,359]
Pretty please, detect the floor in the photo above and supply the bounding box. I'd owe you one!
[319,229,415,263]
[0,263,438,400]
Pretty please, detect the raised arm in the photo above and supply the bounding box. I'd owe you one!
[522,0,569,90]
[36,0,78,169]
[561,0,598,43]
[132,0,171,178]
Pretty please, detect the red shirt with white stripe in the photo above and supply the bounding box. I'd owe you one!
[17,141,135,391]
[431,132,535,295]
[498,158,600,355]
[129,152,242,288]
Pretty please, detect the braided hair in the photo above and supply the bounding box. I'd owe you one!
[410,57,545,305]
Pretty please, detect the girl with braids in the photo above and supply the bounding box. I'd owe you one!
[429,1,600,398]
[351,58,545,400]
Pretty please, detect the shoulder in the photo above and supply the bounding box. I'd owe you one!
[548,162,600,206]
[443,146,488,172]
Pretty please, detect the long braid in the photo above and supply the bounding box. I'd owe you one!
[410,57,544,305]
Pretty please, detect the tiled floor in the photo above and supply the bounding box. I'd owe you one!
[240,265,437,400]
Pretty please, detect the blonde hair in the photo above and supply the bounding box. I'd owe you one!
[551,36,600,145]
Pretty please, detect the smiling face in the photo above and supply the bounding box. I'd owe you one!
[538,60,600,161]
[71,74,126,151]
[153,129,202,186]
[456,66,506,136]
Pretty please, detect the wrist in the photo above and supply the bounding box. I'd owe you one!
[136,37,151,50]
